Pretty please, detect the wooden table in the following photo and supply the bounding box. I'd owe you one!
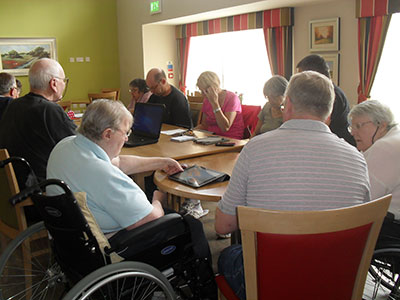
[154,152,239,210]
[120,124,247,160]
[122,124,246,190]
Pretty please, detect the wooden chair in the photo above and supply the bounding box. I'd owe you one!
[217,194,392,300]
[0,149,34,244]
[88,91,118,103]
[188,95,204,127]
[101,88,120,100]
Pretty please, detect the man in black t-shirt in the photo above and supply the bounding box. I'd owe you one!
[146,68,192,129]
[0,58,76,187]
[297,54,356,146]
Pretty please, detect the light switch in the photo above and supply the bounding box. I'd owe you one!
[69,57,75,63]
[76,57,84,62]
[85,57,90,62]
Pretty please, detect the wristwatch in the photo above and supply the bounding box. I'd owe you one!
[213,107,221,114]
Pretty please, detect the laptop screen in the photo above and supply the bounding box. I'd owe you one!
[132,103,165,137]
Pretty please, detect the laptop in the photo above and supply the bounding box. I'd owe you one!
[124,103,165,147]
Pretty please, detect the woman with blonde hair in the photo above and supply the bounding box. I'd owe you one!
[196,71,244,139]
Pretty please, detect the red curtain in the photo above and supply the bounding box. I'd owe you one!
[357,15,391,103]
[263,26,293,79]
[177,37,190,94]
[355,0,399,102]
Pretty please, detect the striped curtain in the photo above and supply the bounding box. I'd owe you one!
[177,37,190,93]
[356,0,400,103]
[176,8,294,92]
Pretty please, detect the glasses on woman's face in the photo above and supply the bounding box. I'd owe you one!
[348,121,374,133]
[116,128,132,138]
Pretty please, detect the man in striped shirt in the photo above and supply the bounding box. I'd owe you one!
[215,71,370,300]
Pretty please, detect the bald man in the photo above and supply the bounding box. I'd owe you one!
[0,58,76,187]
[146,68,192,128]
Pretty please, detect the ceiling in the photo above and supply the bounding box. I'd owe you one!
[156,0,337,25]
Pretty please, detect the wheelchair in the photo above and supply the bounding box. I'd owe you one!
[364,216,400,300]
[0,158,216,300]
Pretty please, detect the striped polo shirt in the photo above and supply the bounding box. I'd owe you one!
[218,119,371,215]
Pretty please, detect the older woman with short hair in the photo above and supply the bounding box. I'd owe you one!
[251,75,288,137]
[349,100,400,238]
[127,78,152,113]
[196,71,244,139]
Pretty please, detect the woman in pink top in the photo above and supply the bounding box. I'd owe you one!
[196,71,244,139]
[127,78,152,113]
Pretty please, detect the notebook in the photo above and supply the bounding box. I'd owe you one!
[124,103,165,147]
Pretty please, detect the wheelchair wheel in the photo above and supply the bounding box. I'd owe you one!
[0,221,67,300]
[63,261,176,300]
[364,247,400,300]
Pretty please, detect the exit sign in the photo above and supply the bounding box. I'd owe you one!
[150,0,162,15]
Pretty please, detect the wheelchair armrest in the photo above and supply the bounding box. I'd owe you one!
[106,213,188,255]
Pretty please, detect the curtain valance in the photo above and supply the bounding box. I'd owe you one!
[176,8,293,39]
[356,0,400,18]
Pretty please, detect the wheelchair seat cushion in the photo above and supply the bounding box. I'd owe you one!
[75,192,123,263]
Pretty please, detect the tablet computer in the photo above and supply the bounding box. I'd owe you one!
[168,165,230,188]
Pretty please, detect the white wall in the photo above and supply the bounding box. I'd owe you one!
[117,0,358,106]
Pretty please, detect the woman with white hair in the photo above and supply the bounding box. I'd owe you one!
[349,100,400,238]
[251,75,288,137]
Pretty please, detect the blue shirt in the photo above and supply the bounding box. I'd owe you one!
[47,134,153,233]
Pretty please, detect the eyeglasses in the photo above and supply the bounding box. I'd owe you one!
[348,121,374,132]
[116,128,132,138]
[54,76,69,84]
[148,80,161,91]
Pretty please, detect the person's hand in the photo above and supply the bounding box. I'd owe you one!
[162,158,184,175]
[205,86,219,107]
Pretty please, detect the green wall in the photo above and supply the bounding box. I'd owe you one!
[0,0,120,101]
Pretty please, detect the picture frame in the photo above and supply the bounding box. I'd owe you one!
[0,38,57,76]
[310,18,340,52]
[320,53,339,86]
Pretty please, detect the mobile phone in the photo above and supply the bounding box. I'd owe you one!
[216,142,235,147]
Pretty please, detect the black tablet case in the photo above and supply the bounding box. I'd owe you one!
[168,165,230,188]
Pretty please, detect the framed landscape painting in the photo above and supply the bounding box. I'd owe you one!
[320,53,339,86]
[310,18,340,52]
[0,38,57,76]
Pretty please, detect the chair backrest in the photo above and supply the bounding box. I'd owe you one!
[188,95,204,126]
[88,91,118,103]
[31,179,106,281]
[101,88,120,100]
[58,101,71,112]
[241,105,261,139]
[237,194,392,300]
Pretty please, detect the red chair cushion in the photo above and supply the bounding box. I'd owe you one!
[215,274,240,300]
[256,223,372,300]
[241,105,261,135]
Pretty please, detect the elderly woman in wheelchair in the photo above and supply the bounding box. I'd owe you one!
[0,99,217,299]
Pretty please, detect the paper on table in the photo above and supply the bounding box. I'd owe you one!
[161,128,187,135]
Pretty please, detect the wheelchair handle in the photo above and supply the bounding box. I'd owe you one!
[9,178,73,206]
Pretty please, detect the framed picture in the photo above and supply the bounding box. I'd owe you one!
[310,18,340,52]
[0,38,57,76]
[320,53,339,86]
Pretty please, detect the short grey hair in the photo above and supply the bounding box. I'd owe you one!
[0,72,16,95]
[29,58,62,90]
[349,100,397,130]
[263,75,288,97]
[285,71,334,120]
[78,99,133,142]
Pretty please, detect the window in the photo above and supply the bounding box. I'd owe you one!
[185,29,271,106]
[370,13,400,121]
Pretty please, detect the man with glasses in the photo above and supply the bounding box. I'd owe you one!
[0,72,19,120]
[146,68,192,128]
[0,58,76,188]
